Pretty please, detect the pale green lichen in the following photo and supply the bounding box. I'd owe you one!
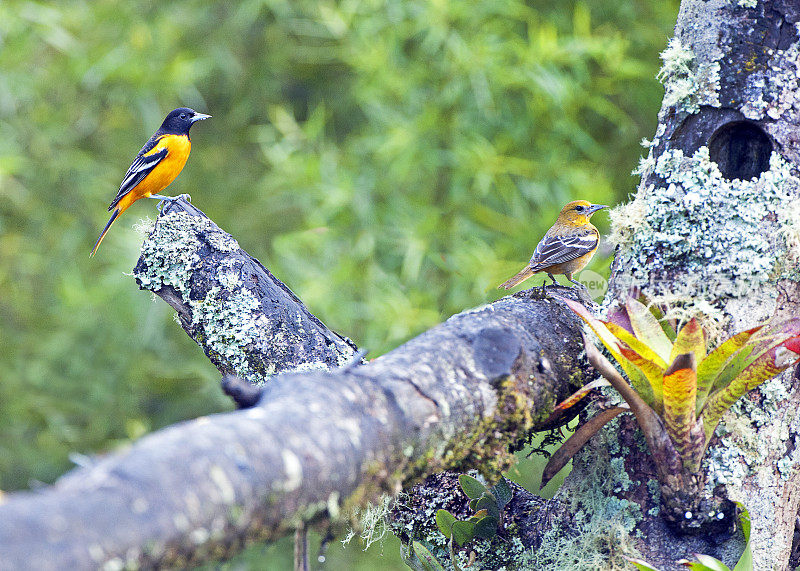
[740,34,800,121]
[610,147,800,333]
[136,212,270,384]
[657,38,720,114]
[523,419,643,569]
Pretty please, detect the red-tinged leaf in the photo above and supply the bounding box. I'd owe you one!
[607,303,634,335]
[540,378,611,426]
[607,321,667,368]
[670,318,706,365]
[619,345,665,412]
[783,335,800,355]
[662,353,699,466]
[701,340,800,441]
[626,298,674,362]
[695,327,762,414]
[581,335,658,424]
[540,406,628,490]
[561,297,657,408]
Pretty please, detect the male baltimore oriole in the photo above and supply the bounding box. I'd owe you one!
[498,200,608,292]
[90,107,211,256]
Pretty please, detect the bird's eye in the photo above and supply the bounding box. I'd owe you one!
[575,205,585,212]
[180,113,187,119]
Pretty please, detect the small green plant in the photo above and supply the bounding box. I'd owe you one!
[543,297,800,530]
[402,475,512,571]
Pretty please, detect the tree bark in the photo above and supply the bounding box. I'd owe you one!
[0,202,590,570]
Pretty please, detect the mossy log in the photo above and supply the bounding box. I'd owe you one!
[0,200,590,570]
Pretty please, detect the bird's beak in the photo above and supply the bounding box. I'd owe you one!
[191,113,212,122]
[588,204,609,214]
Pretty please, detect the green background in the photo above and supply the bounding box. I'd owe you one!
[0,0,678,567]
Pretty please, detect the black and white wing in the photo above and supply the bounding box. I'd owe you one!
[529,231,598,270]
[107,136,167,211]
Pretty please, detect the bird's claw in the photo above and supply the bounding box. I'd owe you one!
[154,193,192,212]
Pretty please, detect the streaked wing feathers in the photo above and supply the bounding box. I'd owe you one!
[108,143,168,211]
[529,232,598,270]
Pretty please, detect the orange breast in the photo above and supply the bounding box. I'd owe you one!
[117,134,191,212]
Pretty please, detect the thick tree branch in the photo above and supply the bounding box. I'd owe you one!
[0,205,590,569]
[133,198,358,384]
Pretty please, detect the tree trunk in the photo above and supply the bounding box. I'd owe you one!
[600,0,800,567]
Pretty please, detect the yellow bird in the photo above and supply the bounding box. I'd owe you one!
[499,200,608,292]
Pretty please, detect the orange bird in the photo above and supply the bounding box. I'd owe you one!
[90,107,211,256]
[498,200,608,292]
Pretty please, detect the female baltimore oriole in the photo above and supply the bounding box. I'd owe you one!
[498,200,608,291]
[90,107,211,256]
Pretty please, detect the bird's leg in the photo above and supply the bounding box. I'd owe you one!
[565,273,585,289]
[541,273,558,296]
[147,193,193,212]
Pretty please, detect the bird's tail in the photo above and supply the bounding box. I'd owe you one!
[498,265,536,289]
[90,208,121,257]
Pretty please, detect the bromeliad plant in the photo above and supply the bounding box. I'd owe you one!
[543,297,800,530]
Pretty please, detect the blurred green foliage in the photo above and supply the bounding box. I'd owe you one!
[0,0,677,566]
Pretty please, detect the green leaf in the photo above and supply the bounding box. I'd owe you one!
[474,495,500,521]
[696,327,759,414]
[491,478,512,510]
[458,474,487,500]
[435,509,456,539]
[472,515,499,539]
[687,554,731,571]
[700,337,800,441]
[622,556,662,571]
[469,509,489,521]
[451,520,476,546]
[411,541,448,571]
[626,298,674,364]
[733,503,753,571]
[540,406,628,490]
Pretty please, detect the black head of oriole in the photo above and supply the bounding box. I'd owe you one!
[90,107,211,257]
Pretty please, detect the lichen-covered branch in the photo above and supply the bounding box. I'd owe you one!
[133,198,358,384]
[0,285,589,569]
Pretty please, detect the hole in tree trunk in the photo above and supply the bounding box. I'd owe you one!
[708,121,772,181]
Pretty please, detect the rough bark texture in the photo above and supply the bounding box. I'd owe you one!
[0,204,591,570]
[133,198,358,384]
